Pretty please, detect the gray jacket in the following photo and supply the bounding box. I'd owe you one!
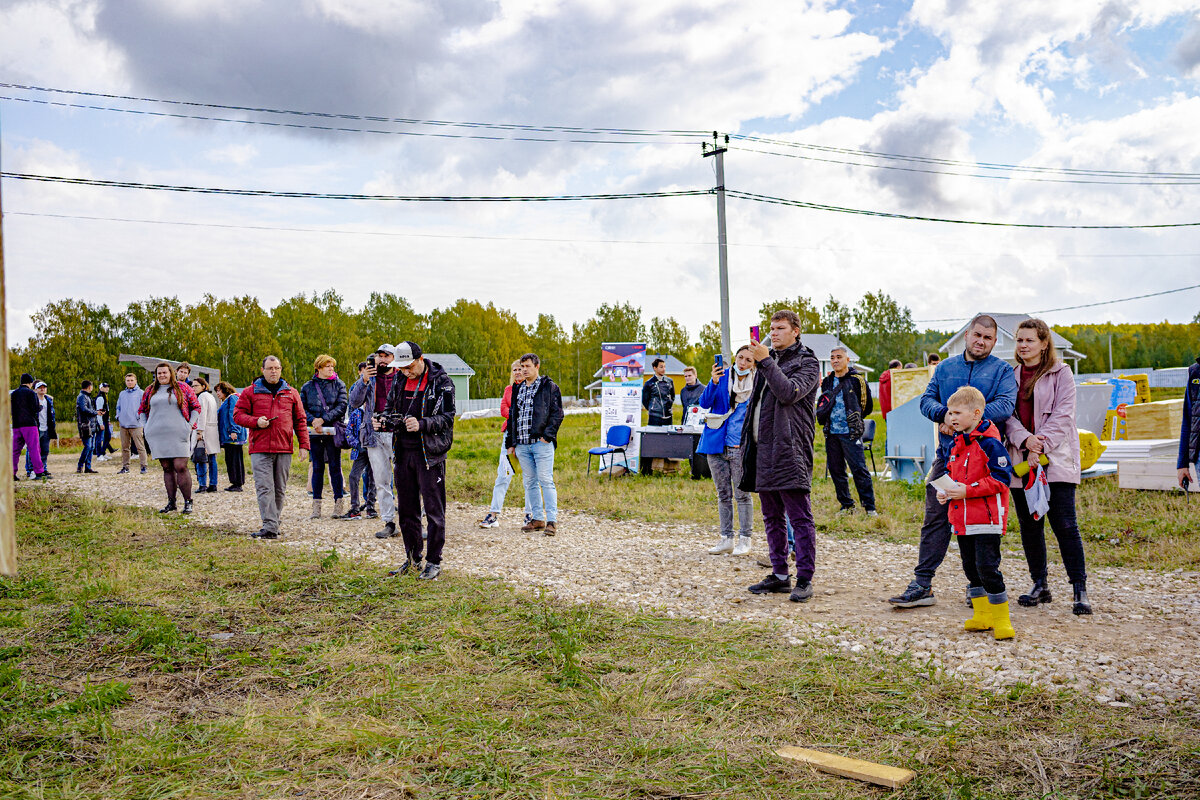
[738,340,821,493]
[348,372,391,448]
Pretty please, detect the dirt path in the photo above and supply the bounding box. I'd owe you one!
[35,454,1199,711]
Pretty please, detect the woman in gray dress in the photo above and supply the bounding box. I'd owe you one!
[137,362,201,514]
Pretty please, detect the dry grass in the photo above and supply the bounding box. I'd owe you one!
[3,489,1199,799]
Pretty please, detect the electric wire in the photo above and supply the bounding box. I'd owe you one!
[0,81,706,140]
[914,283,1200,323]
[12,210,1200,258]
[728,144,1200,186]
[725,189,1200,229]
[0,172,711,202]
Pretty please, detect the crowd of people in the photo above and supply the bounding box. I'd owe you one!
[13,310,1198,635]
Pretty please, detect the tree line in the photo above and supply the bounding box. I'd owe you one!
[11,290,1198,407]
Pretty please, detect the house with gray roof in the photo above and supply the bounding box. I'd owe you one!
[425,353,476,400]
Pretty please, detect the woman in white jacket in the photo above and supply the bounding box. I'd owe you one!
[192,376,222,492]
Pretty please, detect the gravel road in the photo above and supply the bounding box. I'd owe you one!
[35,454,1199,712]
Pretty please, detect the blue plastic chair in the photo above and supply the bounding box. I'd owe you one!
[862,418,877,474]
[587,424,632,478]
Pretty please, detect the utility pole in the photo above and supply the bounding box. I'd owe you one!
[0,140,16,577]
[702,133,731,361]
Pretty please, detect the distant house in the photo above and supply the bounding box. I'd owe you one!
[940,314,1086,372]
[425,354,476,400]
[588,353,691,397]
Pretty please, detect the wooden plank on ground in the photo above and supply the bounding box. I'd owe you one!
[777,746,916,789]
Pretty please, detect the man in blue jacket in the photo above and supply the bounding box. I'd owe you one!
[889,315,1018,608]
[1178,355,1200,489]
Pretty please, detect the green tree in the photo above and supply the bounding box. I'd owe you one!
[187,295,279,387]
[21,299,121,409]
[572,303,646,390]
[270,291,367,385]
[821,295,853,338]
[648,316,689,358]
[850,290,916,373]
[757,296,822,332]
[116,297,187,362]
[426,300,529,398]
[527,314,575,394]
[356,293,428,350]
[694,320,723,372]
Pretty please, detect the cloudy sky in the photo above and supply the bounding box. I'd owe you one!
[3,0,1200,348]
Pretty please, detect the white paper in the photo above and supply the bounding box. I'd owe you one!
[929,474,962,493]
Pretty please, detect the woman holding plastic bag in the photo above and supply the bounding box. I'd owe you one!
[1004,318,1091,615]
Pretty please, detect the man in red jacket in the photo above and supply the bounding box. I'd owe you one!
[234,355,310,540]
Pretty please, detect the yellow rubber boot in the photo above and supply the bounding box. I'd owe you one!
[964,595,992,631]
[990,599,1015,641]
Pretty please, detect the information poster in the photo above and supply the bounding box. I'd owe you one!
[599,342,646,473]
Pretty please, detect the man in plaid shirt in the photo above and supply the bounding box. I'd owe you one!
[505,353,565,535]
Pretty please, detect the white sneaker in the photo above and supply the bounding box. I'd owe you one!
[708,538,735,555]
[732,537,752,556]
[865,510,879,518]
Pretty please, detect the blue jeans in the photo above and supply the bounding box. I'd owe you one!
[195,453,218,487]
[490,439,531,515]
[77,433,94,471]
[515,440,557,523]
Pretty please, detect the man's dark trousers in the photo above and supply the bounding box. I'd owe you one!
[394,447,447,565]
[825,433,876,511]
[914,458,952,588]
[761,489,816,582]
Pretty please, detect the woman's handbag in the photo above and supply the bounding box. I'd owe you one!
[192,440,207,464]
[313,381,349,449]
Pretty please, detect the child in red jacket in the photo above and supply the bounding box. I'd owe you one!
[936,386,1015,640]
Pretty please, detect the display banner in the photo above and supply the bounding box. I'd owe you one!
[599,342,646,473]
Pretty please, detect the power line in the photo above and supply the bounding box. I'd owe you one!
[729,133,1200,180]
[728,144,1200,186]
[726,189,1200,229]
[0,81,706,141]
[0,172,711,202]
[915,283,1200,323]
[11,211,1200,258]
[7,172,1199,228]
[0,94,703,146]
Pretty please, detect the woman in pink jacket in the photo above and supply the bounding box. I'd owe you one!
[1005,318,1090,615]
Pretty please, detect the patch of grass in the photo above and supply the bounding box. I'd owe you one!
[3,489,1199,799]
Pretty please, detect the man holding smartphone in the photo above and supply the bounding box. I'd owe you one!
[350,344,399,539]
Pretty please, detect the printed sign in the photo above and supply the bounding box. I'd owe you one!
[599,342,646,473]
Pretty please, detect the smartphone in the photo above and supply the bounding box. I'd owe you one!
[749,325,761,342]
[715,353,724,368]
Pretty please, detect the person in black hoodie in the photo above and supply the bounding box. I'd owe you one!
[505,353,565,536]
[374,341,456,581]
[11,373,49,479]
[75,380,100,474]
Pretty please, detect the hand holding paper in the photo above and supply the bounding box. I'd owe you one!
[930,473,967,500]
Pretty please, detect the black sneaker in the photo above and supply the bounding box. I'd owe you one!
[789,580,814,603]
[748,573,791,594]
[365,508,378,519]
[84,468,99,474]
[888,582,936,607]
[375,521,398,539]
[388,558,422,577]
[118,468,129,474]
[418,562,442,581]
[140,466,148,474]
[341,509,362,520]
[253,529,278,540]
[35,471,52,481]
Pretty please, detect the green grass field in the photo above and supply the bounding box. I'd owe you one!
[4,490,1199,799]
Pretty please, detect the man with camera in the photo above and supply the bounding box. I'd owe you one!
[371,342,456,580]
[349,344,400,539]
